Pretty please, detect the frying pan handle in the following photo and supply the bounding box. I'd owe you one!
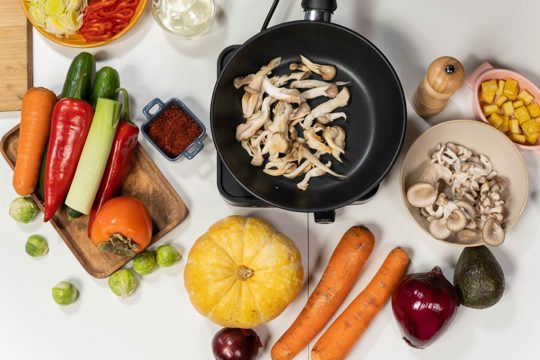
[301,0,337,22]
[314,210,336,224]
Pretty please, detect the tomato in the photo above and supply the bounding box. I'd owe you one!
[91,196,152,256]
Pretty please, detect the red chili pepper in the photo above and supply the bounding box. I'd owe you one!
[88,88,139,235]
[44,98,94,221]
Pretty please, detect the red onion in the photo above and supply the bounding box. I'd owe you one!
[391,266,459,349]
[212,328,262,360]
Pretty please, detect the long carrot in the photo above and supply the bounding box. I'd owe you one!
[271,226,376,360]
[311,247,410,360]
[13,87,56,196]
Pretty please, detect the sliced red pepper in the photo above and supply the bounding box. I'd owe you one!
[88,88,139,235]
[44,98,94,221]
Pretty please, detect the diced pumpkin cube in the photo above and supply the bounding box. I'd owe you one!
[483,104,499,116]
[488,113,504,128]
[515,106,531,124]
[521,119,540,136]
[499,116,510,133]
[510,133,526,144]
[495,95,508,107]
[481,80,498,103]
[527,102,540,118]
[503,78,519,100]
[509,119,521,134]
[513,100,524,108]
[480,90,496,104]
[526,132,540,144]
[502,101,515,116]
[517,89,534,105]
[496,80,506,96]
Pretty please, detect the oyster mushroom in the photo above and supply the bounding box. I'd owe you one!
[302,87,350,128]
[300,55,336,80]
[300,84,339,101]
[246,57,281,93]
[429,218,452,240]
[268,101,293,134]
[262,77,302,103]
[241,91,262,119]
[456,229,482,243]
[284,159,313,179]
[304,128,332,154]
[290,79,349,89]
[300,145,346,178]
[268,133,290,157]
[482,218,505,246]
[290,102,311,121]
[270,71,311,87]
[233,55,351,190]
[406,163,452,208]
[297,163,328,190]
[236,97,274,141]
[264,161,296,176]
[322,126,346,162]
[317,112,347,124]
[247,130,269,166]
[446,209,468,232]
[234,74,254,89]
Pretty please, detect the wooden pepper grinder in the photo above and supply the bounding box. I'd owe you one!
[412,56,465,118]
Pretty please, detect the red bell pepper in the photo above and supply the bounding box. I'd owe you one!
[88,88,139,235]
[44,98,94,221]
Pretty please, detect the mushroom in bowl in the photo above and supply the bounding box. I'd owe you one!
[401,120,528,247]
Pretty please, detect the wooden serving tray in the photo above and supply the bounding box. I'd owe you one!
[1,125,188,278]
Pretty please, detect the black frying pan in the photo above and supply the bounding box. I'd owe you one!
[211,0,406,215]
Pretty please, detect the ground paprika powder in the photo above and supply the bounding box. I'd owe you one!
[146,105,202,158]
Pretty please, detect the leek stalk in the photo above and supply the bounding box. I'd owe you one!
[65,98,120,214]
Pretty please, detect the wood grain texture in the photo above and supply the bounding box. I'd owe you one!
[1,125,188,278]
[0,0,32,111]
[412,56,464,118]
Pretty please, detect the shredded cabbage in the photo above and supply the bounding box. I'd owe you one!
[27,0,87,37]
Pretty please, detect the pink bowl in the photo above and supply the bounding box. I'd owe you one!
[466,61,540,155]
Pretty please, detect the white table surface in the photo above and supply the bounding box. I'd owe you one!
[1,0,540,359]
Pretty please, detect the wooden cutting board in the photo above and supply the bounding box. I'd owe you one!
[0,0,32,112]
[1,125,189,278]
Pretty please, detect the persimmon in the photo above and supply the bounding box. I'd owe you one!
[90,196,152,256]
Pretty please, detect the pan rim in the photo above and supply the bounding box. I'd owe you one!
[210,20,407,212]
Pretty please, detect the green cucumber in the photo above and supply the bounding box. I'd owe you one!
[60,52,95,101]
[89,66,120,108]
[66,206,83,220]
[37,145,47,201]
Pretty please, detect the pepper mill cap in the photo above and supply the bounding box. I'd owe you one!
[426,56,465,95]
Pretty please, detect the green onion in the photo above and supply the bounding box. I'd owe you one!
[65,98,120,214]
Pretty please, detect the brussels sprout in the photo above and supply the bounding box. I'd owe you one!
[156,245,180,267]
[9,197,39,223]
[52,281,78,305]
[25,235,48,257]
[133,251,157,276]
[108,268,138,298]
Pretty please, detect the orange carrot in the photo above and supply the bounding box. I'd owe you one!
[271,226,376,360]
[311,247,410,360]
[13,87,56,196]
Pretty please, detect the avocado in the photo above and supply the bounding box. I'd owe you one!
[453,245,505,309]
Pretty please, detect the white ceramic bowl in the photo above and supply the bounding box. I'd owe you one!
[400,119,528,247]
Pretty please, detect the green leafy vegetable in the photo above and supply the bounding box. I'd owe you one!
[133,251,157,276]
[25,235,49,257]
[108,268,138,298]
[156,245,180,267]
[9,197,39,223]
[52,281,78,305]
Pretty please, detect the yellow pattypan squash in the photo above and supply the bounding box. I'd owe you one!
[184,215,304,328]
